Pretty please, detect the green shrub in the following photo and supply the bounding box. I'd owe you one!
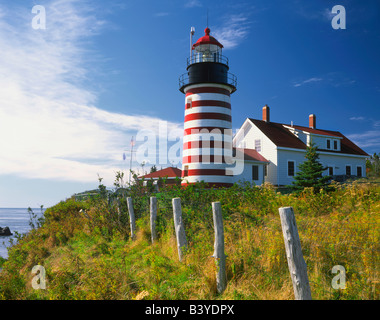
[0,179,378,300]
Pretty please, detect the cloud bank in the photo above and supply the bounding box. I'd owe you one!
[347,117,380,151]
[0,0,181,186]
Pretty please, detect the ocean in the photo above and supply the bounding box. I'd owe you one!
[0,208,45,259]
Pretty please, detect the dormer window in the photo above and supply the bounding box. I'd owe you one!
[333,140,338,150]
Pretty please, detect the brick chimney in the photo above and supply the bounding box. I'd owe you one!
[262,105,270,122]
[309,114,316,129]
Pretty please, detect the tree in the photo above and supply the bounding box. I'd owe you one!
[97,174,109,200]
[366,153,380,177]
[291,142,334,193]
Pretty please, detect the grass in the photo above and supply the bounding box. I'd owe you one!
[0,179,379,300]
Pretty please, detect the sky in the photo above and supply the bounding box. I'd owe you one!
[0,0,379,208]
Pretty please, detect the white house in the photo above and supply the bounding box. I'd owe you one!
[233,105,369,186]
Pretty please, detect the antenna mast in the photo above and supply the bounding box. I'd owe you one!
[190,26,195,61]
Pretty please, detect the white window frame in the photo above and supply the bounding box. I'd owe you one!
[254,139,261,152]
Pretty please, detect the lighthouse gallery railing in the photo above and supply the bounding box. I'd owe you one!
[179,72,237,90]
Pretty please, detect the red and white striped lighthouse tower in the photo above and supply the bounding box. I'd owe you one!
[179,27,237,187]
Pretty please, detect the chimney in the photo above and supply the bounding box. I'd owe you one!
[309,114,316,129]
[262,105,270,122]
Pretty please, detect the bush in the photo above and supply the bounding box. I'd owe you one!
[0,179,378,300]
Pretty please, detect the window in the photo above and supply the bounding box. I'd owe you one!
[255,139,261,152]
[186,98,192,109]
[346,165,351,176]
[328,166,334,176]
[288,161,295,177]
[183,165,189,177]
[264,164,268,177]
[357,166,362,178]
[326,139,331,149]
[333,140,338,150]
[252,165,259,181]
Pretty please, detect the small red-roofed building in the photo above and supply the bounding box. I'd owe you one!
[138,167,182,188]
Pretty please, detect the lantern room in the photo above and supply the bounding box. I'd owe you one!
[179,27,236,93]
[191,27,224,64]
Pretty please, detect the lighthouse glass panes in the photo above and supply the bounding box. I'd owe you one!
[179,27,237,187]
[193,44,222,64]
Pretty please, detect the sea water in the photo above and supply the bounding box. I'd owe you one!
[0,208,44,259]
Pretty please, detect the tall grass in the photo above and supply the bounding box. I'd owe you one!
[0,180,378,300]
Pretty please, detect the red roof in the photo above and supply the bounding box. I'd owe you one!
[138,150,268,180]
[139,167,182,179]
[250,119,306,150]
[291,124,341,137]
[234,148,269,162]
[192,27,223,49]
[249,119,368,156]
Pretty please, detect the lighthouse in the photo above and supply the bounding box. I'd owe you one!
[179,27,237,187]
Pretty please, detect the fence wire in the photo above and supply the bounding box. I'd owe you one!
[77,188,379,300]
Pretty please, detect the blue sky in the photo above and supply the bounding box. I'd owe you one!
[0,0,379,207]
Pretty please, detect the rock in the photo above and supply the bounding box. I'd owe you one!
[0,227,13,236]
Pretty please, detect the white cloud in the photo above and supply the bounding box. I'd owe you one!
[296,6,335,22]
[322,8,335,21]
[212,13,251,49]
[0,0,182,186]
[294,77,323,87]
[294,73,357,88]
[346,131,380,149]
[184,0,202,8]
[350,116,366,121]
[154,12,170,17]
[345,116,380,152]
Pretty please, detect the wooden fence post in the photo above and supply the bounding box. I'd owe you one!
[126,197,136,240]
[279,206,312,300]
[172,198,187,261]
[212,201,227,294]
[150,197,158,244]
[116,198,122,220]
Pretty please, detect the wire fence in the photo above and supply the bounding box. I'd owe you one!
[73,185,379,299]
